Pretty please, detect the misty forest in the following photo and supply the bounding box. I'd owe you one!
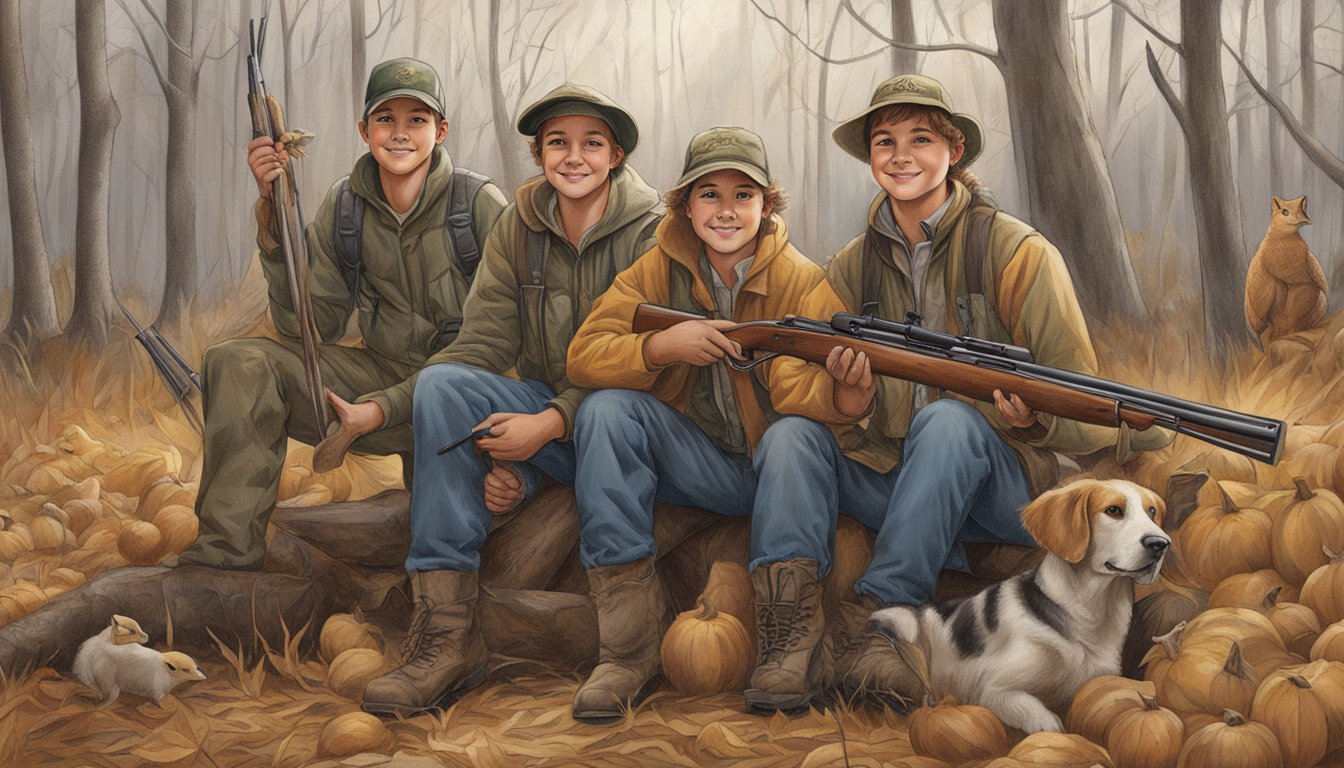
[4,0,1344,766]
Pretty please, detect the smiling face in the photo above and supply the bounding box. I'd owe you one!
[868,111,963,214]
[358,97,447,176]
[685,169,772,263]
[534,114,624,203]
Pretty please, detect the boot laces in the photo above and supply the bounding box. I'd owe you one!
[759,569,817,663]
[399,595,448,669]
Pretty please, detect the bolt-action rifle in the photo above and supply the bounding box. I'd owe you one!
[631,304,1284,465]
[245,15,331,435]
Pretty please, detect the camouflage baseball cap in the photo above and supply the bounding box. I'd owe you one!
[832,74,982,167]
[667,127,771,194]
[516,83,639,153]
[362,58,445,120]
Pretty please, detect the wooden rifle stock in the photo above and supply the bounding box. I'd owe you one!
[631,303,1285,464]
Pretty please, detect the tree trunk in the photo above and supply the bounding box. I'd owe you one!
[991,0,1147,324]
[1104,4,1125,146]
[487,0,524,188]
[67,0,120,348]
[1264,0,1282,194]
[1177,0,1250,360]
[349,0,365,125]
[157,0,199,327]
[890,0,916,74]
[0,0,60,344]
[1301,0,1316,131]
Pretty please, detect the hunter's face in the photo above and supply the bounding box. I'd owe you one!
[868,113,963,208]
[535,114,624,203]
[358,97,447,177]
[686,169,772,264]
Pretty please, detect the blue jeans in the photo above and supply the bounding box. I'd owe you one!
[406,364,577,573]
[573,389,836,572]
[759,400,1035,606]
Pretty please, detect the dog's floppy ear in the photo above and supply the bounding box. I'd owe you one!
[1020,481,1094,564]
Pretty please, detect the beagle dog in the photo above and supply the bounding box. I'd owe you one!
[868,478,1169,733]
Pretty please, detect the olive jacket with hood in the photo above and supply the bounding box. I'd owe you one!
[256,146,508,409]
[567,213,862,454]
[827,180,1171,494]
[378,167,662,433]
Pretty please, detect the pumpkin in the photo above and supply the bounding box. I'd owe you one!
[1175,709,1282,768]
[278,466,311,500]
[1178,486,1272,590]
[1289,659,1344,752]
[1260,587,1321,658]
[0,581,47,624]
[1143,622,1184,690]
[1007,732,1112,767]
[49,475,100,506]
[319,610,382,663]
[0,521,34,561]
[101,448,174,498]
[1181,607,1297,678]
[661,597,753,695]
[1300,547,1344,624]
[1311,622,1344,663]
[116,520,163,564]
[908,695,1008,763]
[1105,694,1182,768]
[316,711,389,757]
[1250,670,1329,768]
[1209,569,1298,609]
[138,474,196,521]
[1066,675,1155,743]
[61,498,101,536]
[45,567,85,592]
[28,512,68,551]
[1271,479,1344,585]
[152,504,198,555]
[326,648,389,700]
[1275,442,1338,492]
[1158,640,1259,720]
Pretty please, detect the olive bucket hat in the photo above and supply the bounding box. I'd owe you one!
[831,74,982,167]
[516,83,639,154]
[666,126,771,194]
[362,58,445,120]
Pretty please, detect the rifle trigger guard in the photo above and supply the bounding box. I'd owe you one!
[728,351,781,372]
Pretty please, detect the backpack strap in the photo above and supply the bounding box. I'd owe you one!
[962,187,1000,298]
[859,229,882,316]
[334,176,366,318]
[446,168,492,281]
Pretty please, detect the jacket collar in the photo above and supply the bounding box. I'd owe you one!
[350,145,453,231]
[656,213,792,301]
[514,166,660,249]
[865,179,972,257]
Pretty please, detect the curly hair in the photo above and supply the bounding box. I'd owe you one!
[663,179,789,235]
[865,104,981,190]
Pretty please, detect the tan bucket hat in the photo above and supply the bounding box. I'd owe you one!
[832,74,982,167]
[515,83,639,153]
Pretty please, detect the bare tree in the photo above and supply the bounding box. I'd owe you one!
[0,0,60,344]
[66,0,121,348]
[1264,0,1283,193]
[1301,0,1317,131]
[1229,46,1344,188]
[486,0,562,189]
[1144,0,1249,362]
[1105,5,1126,140]
[890,0,915,73]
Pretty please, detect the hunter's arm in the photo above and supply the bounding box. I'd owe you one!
[761,277,867,426]
[567,250,685,390]
[255,183,352,343]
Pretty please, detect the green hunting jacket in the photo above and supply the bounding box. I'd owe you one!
[256,146,508,410]
[826,180,1172,494]
[378,167,662,434]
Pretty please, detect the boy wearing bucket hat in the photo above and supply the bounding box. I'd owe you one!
[176,58,507,570]
[795,73,1169,706]
[360,83,662,717]
[566,127,869,717]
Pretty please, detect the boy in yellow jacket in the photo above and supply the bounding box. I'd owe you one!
[567,127,871,717]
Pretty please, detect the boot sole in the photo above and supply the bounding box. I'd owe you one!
[571,676,661,724]
[743,687,812,714]
[362,663,487,718]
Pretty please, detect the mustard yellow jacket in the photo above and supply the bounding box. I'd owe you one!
[568,214,860,453]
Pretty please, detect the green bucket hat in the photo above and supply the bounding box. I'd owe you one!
[667,127,771,194]
[362,58,445,121]
[516,83,639,154]
[831,74,982,167]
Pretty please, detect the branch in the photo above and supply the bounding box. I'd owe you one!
[839,0,1002,69]
[748,0,891,65]
[1109,0,1181,55]
[115,0,171,93]
[1225,42,1344,187]
[1315,58,1343,76]
[365,0,393,40]
[137,0,193,57]
[519,16,562,99]
[1072,2,1112,21]
[1145,42,1190,140]
[304,0,336,65]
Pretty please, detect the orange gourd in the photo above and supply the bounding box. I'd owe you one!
[1065,675,1155,743]
[1007,732,1112,767]
[1178,486,1272,590]
[1175,709,1282,768]
[1311,621,1344,663]
[1249,671,1328,768]
[1271,478,1344,585]
[1260,587,1321,658]
[660,598,753,696]
[1157,640,1259,721]
[1208,569,1298,609]
[908,695,1008,763]
[1105,694,1183,768]
[1300,546,1344,624]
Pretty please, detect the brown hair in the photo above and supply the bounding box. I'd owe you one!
[529,119,626,177]
[663,178,790,235]
[865,104,982,190]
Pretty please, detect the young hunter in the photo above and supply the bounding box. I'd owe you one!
[799,74,1170,706]
[565,127,869,718]
[175,58,506,570]
[358,84,662,717]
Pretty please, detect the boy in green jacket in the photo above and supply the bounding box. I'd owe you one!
[175,59,506,571]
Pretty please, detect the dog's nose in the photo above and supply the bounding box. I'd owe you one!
[1143,535,1170,558]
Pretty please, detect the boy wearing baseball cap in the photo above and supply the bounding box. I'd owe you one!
[176,58,507,570]
[565,127,868,718]
[361,83,663,717]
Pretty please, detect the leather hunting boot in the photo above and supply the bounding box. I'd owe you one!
[572,556,668,724]
[744,558,826,713]
[832,595,929,713]
[362,569,487,716]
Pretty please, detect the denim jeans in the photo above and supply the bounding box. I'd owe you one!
[406,363,577,573]
[757,399,1035,606]
[573,389,840,572]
